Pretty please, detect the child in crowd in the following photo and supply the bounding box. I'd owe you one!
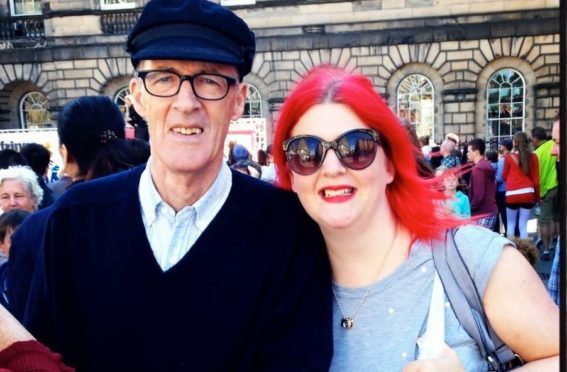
[0,209,30,307]
[0,209,31,261]
[435,166,471,218]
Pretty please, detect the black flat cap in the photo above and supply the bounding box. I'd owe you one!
[126,0,256,79]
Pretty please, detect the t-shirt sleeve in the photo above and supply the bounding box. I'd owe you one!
[0,340,74,372]
[453,225,513,297]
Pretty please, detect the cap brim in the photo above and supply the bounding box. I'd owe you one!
[131,35,242,68]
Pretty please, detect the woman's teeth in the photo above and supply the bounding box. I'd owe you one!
[323,188,352,198]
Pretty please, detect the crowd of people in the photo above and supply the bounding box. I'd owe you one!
[420,123,560,262]
[0,0,560,371]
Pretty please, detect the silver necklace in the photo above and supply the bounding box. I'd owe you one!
[332,224,398,330]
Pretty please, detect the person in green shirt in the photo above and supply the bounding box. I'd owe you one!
[531,126,558,260]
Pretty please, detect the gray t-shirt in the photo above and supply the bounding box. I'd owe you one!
[330,225,511,372]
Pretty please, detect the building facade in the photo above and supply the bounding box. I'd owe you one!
[0,0,560,154]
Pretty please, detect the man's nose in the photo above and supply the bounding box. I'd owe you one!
[173,80,201,110]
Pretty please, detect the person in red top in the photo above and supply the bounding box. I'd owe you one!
[0,302,72,371]
[502,131,540,239]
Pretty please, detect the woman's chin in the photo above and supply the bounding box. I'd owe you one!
[317,215,356,231]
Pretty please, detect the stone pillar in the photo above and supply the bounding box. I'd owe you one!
[534,82,560,129]
[441,88,478,143]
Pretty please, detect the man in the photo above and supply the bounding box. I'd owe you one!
[495,138,513,235]
[20,143,55,209]
[531,126,558,259]
[20,1,332,370]
[440,138,461,169]
[467,138,498,229]
[547,117,560,305]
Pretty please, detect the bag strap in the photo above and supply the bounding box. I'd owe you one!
[431,229,518,370]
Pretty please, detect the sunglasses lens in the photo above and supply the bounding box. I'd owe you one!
[285,136,324,175]
[336,130,378,170]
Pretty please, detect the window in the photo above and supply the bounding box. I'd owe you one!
[397,74,434,139]
[114,87,130,116]
[243,84,262,118]
[19,92,50,129]
[220,0,255,6]
[10,0,42,16]
[486,69,525,141]
[101,0,136,10]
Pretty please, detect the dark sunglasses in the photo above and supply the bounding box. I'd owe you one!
[282,129,380,176]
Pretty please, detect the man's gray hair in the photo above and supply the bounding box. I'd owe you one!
[441,139,456,154]
[0,165,44,209]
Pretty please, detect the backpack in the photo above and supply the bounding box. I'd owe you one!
[431,229,524,371]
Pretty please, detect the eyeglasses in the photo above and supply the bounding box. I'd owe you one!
[136,70,238,100]
[282,129,380,176]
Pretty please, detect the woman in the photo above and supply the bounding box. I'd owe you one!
[273,66,558,371]
[8,96,146,322]
[57,96,140,184]
[0,166,43,214]
[502,132,540,239]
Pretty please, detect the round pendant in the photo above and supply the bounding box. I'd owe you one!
[341,317,354,329]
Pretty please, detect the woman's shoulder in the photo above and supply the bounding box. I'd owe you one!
[455,191,469,200]
[451,225,513,295]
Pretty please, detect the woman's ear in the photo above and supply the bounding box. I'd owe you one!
[60,144,80,179]
[385,158,395,184]
[59,144,68,166]
[289,171,297,193]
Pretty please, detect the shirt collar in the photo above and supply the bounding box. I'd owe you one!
[139,157,232,229]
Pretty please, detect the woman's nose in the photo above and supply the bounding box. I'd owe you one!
[320,149,347,177]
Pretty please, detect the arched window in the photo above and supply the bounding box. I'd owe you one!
[114,87,130,116]
[486,69,525,141]
[243,84,262,118]
[10,0,42,16]
[19,92,50,129]
[397,74,434,139]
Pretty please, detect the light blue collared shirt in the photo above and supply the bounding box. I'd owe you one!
[138,158,232,271]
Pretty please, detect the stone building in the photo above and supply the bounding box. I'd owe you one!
[0,0,560,154]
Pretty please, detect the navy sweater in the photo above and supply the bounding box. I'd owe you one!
[23,166,333,371]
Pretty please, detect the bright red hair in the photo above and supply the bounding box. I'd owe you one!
[273,65,463,240]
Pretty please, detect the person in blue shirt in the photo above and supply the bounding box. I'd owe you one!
[496,138,513,235]
[435,166,471,218]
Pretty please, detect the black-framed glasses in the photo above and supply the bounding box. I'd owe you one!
[136,70,238,100]
[283,129,380,176]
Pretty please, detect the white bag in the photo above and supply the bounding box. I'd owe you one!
[417,271,445,360]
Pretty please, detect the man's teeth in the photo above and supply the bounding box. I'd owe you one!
[323,188,352,197]
[172,127,203,135]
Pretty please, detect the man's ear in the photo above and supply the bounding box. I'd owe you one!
[129,78,147,119]
[230,83,247,121]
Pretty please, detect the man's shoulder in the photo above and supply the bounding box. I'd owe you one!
[229,171,308,221]
[55,166,144,210]
[231,170,295,202]
[535,140,552,155]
